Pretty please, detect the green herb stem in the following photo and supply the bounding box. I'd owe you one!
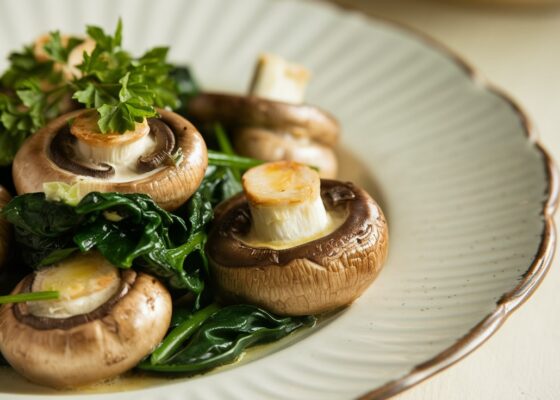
[207,150,263,170]
[0,291,59,304]
[150,303,220,365]
[167,231,206,261]
[214,123,240,181]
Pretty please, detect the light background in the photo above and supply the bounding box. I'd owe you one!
[326,1,560,399]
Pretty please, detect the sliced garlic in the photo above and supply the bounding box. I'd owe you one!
[27,252,121,319]
[71,111,156,166]
[248,53,310,104]
[242,161,329,244]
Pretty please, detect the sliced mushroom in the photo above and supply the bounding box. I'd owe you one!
[0,252,172,388]
[0,186,12,270]
[13,108,207,211]
[206,161,388,316]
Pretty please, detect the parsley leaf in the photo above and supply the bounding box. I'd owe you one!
[42,31,83,64]
[0,93,41,166]
[0,18,185,164]
[72,19,178,133]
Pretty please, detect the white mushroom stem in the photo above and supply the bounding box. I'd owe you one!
[27,252,121,319]
[71,111,156,166]
[248,53,310,104]
[242,161,329,243]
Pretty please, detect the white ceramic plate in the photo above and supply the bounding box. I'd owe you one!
[0,0,557,399]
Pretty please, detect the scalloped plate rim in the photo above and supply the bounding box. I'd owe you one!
[0,0,557,399]
[320,2,559,398]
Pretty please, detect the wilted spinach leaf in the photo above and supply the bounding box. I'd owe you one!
[138,304,315,373]
[1,191,206,292]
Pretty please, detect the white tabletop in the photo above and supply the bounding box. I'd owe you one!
[326,1,560,399]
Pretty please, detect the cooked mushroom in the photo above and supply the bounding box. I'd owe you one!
[206,161,388,316]
[0,185,12,270]
[13,108,208,210]
[0,252,172,388]
[187,54,340,178]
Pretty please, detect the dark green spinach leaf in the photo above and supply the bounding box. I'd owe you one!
[1,192,205,292]
[138,304,315,373]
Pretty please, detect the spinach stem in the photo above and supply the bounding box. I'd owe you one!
[150,303,220,365]
[207,150,262,170]
[214,123,240,181]
[168,231,206,260]
[0,291,59,305]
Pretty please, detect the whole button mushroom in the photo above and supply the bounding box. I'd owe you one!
[13,108,207,210]
[187,54,339,178]
[0,252,172,388]
[207,161,388,316]
[0,185,12,270]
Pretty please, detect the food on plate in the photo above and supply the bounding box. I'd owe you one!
[0,32,99,166]
[13,108,207,210]
[0,252,172,388]
[207,161,388,315]
[0,189,315,384]
[0,191,207,291]
[33,33,96,80]
[0,19,188,167]
[0,20,388,389]
[0,186,11,269]
[187,54,340,178]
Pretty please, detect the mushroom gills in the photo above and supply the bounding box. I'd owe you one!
[50,127,115,178]
[137,118,177,171]
[27,252,121,319]
[50,112,181,181]
[241,161,344,248]
[249,53,310,104]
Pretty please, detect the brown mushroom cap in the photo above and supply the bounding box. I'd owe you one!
[187,92,339,178]
[0,186,12,270]
[207,180,388,316]
[0,270,172,388]
[233,127,338,179]
[187,92,339,146]
[12,109,208,210]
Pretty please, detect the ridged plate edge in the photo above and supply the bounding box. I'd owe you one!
[312,2,560,399]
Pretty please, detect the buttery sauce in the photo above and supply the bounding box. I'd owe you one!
[238,207,348,250]
[73,132,168,183]
[0,148,381,395]
[0,309,342,395]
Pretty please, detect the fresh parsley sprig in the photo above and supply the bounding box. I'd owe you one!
[0,19,182,166]
[0,78,72,165]
[72,19,178,133]
[0,33,79,165]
